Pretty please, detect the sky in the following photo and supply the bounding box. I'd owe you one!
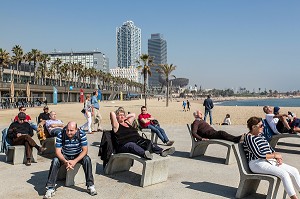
[1,0,300,92]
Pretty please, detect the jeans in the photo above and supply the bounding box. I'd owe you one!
[147,124,169,143]
[46,154,94,188]
[204,109,213,125]
[29,122,38,131]
[49,128,62,137]
[249,158,300,197]
[117,142,163,157]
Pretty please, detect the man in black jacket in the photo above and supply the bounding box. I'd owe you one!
[203,95,214,125]
[7,112,45,166]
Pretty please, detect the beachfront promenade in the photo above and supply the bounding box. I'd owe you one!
[1,100,300,198]
[1,124,299,199]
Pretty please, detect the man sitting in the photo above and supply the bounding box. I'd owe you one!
[263,106,293,134]
[38,106,51,124]
[13,106,37,131]
[43,121,97,199]
[138,106,174,146]
[45,111,64,137]
[7,112,45,166]
[191,110,241,142]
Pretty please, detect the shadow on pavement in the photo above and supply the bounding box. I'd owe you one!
[276,148,300,155]
[277,142,300,147]
[173,150,226,164]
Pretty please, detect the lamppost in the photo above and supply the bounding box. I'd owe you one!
[169,75,176,101]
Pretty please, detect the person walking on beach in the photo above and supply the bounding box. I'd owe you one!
[243,116,300,199]
[191,110,241,142]
[91,90,102,132]
[187,100,191,111]
[263,106,293,134]
[203,95,214,125]
[43,121,97,199]
[80,94,93,134]
[182,100,187,112]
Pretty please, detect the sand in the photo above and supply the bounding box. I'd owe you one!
[1,98,300,127]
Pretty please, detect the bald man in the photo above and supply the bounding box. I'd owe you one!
[44,122,97,199]
[191,110,241,142]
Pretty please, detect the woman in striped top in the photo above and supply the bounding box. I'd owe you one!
[243,116,300,199]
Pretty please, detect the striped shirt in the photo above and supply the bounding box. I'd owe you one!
[56,130,88,156]
[243,133,274,162]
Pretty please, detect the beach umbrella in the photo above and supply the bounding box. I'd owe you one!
[26,82,30,102]
[10,80,14,103]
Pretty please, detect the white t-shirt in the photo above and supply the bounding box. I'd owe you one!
[223,118,231,125]
[265,114,279,134]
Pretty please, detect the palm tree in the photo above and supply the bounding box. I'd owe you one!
[136,54,153,107]
[157,64,176,107]
[11,45,24,83]
[39,54,50,85]
[52,58,62,85]
[0,48,10,82]
[23,52,33,83]
[30,49,41,84]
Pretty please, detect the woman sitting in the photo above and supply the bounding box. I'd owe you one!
[110,109,175,160]
[244,116,300,199]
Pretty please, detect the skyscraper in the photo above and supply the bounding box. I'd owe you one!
[148,33,167,87]
[116,21,141,68]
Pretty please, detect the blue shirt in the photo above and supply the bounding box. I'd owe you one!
[56,130,88,156]
[91,95,99,109]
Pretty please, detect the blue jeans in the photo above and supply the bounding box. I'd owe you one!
[50,128,62,137]
[147,124,169,143]
[204,109,213,125]
[46,155,94,188]
[29,122,38,131]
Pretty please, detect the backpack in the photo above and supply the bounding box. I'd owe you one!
[61,127,82,146]
[1,128,11,153]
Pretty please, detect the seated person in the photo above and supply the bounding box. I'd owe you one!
[13,106,38,131]
[45,111,64,137]
[7,112,45,166]
[110,109,175,160]
[221,114,231,125]
[287,112,300,133]
[263,106,293,134]
[138,106,174,146]
[191,110,241,142]
[38,106,50,124]
[243,117,300,199]
[43,122,97,198]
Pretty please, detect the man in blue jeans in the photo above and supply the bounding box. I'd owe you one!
[43,121,97,199]
[203,95,214,125]
[138,106,174,146]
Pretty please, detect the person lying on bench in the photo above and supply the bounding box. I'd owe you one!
[110,109,175,160]
[191,110,241,142]
[7,112,46,166]
[263,106,293,134]
[43,121,97,199]
[243,116,300,199]
[45,111,64,137]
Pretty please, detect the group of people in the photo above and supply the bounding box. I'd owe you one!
[5,94,300,199]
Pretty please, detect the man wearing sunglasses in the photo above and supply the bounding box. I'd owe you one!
[13,106,38,131]
[7,112,46,166]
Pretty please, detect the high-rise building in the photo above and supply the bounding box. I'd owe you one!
[116,21,141,68]
[148,33,167,87]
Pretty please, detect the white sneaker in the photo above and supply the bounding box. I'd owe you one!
[43,188,55,199]
[87,185,97,196]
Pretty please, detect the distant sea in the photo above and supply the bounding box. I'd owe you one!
[217,98,300,107]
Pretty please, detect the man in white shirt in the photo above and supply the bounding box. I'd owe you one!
[263,106,292,134]
[45,111,64,137]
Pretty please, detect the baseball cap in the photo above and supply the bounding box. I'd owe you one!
[18,112,26,120]
[273,106,280,114]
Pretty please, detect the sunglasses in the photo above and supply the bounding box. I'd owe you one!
[21,109,26,111]
[257,124,264,128]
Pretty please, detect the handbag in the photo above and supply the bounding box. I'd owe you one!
[151,119,159,126]
[81,109,86,114]
[136,133,153,152]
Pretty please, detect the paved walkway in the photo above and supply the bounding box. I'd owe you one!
[0,125,299,199]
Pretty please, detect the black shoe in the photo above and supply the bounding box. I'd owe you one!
[144,151,153,160]
[161,147,175,157]
[25,159,31,166]
[38,147,47,154]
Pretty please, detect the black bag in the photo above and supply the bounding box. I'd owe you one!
[81,109,86,114]
[136,133,152,152]
[151,119,159,126]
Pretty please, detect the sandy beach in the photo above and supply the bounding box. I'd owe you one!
[1,98,300,127]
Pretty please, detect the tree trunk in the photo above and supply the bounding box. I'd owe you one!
[166,81,169,107]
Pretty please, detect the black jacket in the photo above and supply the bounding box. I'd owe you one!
[98,130,116,168]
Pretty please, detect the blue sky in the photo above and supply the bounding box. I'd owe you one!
[1,0,299,92]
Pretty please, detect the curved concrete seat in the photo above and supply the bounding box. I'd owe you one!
[270,133,300,148]
[186,124,235,165]
[104,153,169,187]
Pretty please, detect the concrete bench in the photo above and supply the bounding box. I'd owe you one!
[104,153,169,187]
[57,163,86,187]
[232,143,286,199]
[269,133,300,148]
[186,124,235,165]
[41,137,56,155]
[6,145,38,165]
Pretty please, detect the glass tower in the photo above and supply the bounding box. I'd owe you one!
[116,21,141,68]
[148,33,167,87]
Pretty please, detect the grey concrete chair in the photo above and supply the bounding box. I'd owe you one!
[270,133,300,148]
